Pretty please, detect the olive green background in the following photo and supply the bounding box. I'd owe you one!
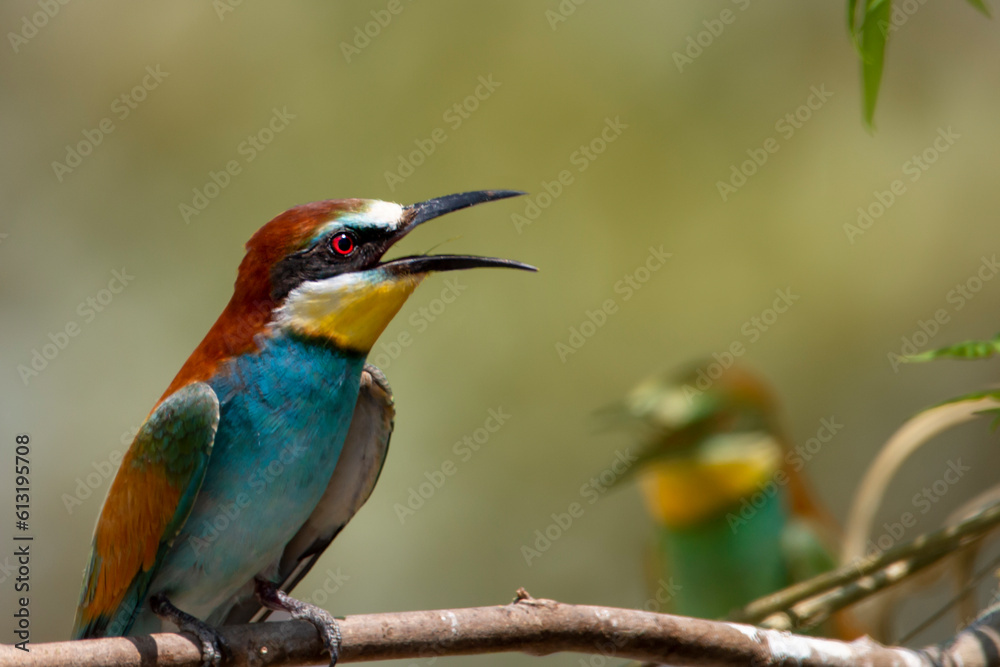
[3,2,1000,664]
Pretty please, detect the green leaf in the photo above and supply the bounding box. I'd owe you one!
[858,0,892,128]
[966,0,991,17]
[904,333,1000,363]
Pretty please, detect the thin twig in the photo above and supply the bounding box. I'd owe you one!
[767,538,963,632]
[731,499,1000,625]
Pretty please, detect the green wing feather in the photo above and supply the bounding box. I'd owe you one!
[73,382,219,638]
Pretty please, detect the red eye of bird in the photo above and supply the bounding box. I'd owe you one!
[331,232,356,256]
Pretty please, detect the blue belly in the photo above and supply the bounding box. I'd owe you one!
[134,333,365,630]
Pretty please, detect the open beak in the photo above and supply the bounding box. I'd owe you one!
[379,190,537,275]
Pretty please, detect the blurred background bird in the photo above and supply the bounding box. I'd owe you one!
[603,360,845,628]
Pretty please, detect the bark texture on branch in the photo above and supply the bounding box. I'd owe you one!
[6,592,1000,667]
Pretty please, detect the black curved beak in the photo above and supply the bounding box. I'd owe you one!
[403,189,526,229]
[381,190,537,275]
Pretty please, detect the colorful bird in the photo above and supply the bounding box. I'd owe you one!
[608,361,841,623]
[72,191,534,665]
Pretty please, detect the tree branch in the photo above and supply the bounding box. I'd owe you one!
[7,590,1000,667]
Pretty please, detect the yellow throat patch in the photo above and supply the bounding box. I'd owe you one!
[275,270,424,353]
[637,432,783,528]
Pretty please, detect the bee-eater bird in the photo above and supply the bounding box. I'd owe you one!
[608,361,842,624]
[71,190,534,666]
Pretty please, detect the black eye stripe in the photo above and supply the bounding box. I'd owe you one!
[270,229,383,301]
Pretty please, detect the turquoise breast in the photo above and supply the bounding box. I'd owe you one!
[132,331,366,631]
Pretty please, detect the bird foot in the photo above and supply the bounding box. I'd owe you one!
[255,578,342,666]
[150,593,228,667]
